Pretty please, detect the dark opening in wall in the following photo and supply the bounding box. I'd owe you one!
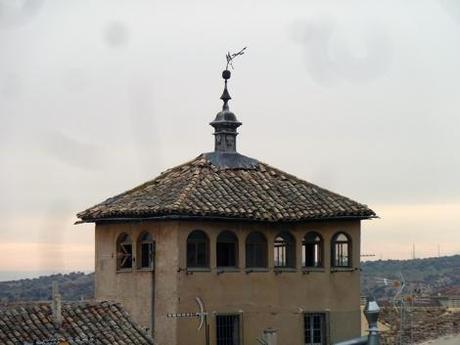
[274,232,295,268]
[187,230,209,268]
[117,233,133,270]
[332,232,352,268]
[303,232,323,268]
[217,231,238,268]
[138,232,154,270]
[216,314,240,345]
[245,232,267,268]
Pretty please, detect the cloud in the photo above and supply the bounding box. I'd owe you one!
[0,0,459,271]
[1,212,94,272]
[39,130,105,170]
[438,0,460,25]
[363,202,460,260]
[103,20,130,48]
[0,0,44,29]
[291,15,392,85]
[0,242,94,271]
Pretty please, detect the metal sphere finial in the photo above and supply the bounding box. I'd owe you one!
[222,70,231,80]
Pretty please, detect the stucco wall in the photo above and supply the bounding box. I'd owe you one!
[175,220,361,345]
[95,221,180,345]
[95,222,155,330]
[95,219,362,345]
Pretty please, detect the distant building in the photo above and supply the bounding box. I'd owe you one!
[0,301,153,344]
[77,68,376,345]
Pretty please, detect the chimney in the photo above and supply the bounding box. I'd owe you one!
[51,281,63,329]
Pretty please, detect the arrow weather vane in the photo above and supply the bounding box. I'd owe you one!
[225,46,247,70]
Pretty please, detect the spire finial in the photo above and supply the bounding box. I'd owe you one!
[221,70,231,110]
[220,47,246,110]
[210,47,246,153]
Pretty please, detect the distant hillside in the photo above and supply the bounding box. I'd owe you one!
[361,255,460,300]
[0,272,93,303]
[0,255,458,303]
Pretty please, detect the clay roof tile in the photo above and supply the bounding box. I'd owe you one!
[77,153,376,223]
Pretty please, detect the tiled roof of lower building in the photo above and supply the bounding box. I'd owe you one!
[77,153,376,223]
[0,301,154,345]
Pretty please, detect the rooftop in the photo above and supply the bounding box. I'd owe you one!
[77,57,375,224]
[77,153,375,223]
[0,301,154,345]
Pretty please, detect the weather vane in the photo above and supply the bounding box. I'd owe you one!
[225,46,247,70]
[220,47,247,111]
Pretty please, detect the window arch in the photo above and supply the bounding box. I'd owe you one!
[274,232,296,268]
[117,233,133,270]
[138,232,155,270]
[187,230,209,268]
[331,232,352,268]
[216,231,238,268]
[245,232,268,268]
[303,232,323,268]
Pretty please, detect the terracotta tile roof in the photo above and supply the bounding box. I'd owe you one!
[0,301,154,345]
[77,153,376,223]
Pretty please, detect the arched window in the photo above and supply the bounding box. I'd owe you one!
[274,232,296,268]
[187,230,209,268]
[332,232,352,267]
[303,232,323,268]
[117,233,133,270]
[245,232,268,268]
[216,231,238,268]
[138,232,155,270]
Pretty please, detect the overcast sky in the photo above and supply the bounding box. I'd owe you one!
[1,0,459,278]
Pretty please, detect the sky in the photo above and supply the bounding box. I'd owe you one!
[1,0,459,279]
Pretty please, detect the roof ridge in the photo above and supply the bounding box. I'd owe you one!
[77,154,206,220]
[111,154,205,197]
[257,160,372,210]
[76,153,376,222]
[170,159,209,209]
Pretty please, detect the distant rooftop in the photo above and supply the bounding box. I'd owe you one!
[0,301,154,345]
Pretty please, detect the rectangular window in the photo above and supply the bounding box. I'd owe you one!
[216,314,240,345]
[304,313,326,345]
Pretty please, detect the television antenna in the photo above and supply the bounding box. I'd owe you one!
[374,272,414,345]
[167,296,209,345]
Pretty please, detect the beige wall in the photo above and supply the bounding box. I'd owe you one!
[95,219,362,345]
[95,221,179,345]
